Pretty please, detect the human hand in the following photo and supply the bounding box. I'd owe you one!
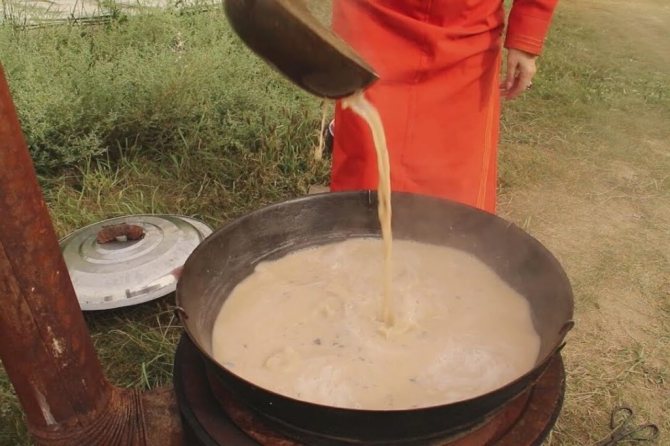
[501,48,538,100]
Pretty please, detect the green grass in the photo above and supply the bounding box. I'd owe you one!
[1,8,331,226]
[0,9,328,445]
[499,11,669,192]
[1,1,669,444]
[0,9,327,173]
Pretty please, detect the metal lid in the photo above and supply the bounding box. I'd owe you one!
[60,215,213,311]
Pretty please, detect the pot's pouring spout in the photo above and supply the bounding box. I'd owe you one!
[224,0,378,99]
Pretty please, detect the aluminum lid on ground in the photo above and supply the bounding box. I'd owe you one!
[60,214,213,311]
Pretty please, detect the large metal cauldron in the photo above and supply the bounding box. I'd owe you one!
[176,192,574,445]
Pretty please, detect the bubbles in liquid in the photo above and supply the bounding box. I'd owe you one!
[213,239,541,410]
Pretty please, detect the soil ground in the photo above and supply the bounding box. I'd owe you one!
[498,0,669,444]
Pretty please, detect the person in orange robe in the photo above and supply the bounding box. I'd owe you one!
[330,0,559,213]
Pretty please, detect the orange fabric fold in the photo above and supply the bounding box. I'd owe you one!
[330,0,558,214]
[505,0,559,55]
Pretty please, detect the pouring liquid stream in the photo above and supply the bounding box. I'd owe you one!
[342,92,395,328]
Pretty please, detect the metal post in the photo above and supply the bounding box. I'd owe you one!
[0,65,183,445]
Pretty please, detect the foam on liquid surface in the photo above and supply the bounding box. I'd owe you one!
[212,238,540,410]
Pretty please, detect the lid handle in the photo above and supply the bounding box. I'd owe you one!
[96,223,145,244]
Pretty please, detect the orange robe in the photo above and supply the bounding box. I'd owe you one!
[330,0,559,213]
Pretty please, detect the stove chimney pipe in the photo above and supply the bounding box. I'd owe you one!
[0,65,183,445]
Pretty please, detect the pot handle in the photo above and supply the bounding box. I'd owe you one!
[96,223,145,244]
[559,320,575,337]
[174,306,189,321]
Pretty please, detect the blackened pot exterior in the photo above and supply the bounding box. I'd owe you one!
[176,191,574,445]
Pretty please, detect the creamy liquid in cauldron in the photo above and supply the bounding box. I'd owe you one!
[212,238,541,410]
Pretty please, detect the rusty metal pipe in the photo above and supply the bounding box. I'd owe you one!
[0,63,112,433]
[0,65,183,445]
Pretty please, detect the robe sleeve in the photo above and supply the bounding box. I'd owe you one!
[505,0,560,55]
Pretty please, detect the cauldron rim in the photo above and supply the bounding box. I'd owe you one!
[196,343,561,414]
[176,190,574,443]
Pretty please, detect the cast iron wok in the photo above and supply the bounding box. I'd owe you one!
[176,191,574,445]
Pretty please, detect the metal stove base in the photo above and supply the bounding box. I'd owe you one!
[174,335,565,446]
